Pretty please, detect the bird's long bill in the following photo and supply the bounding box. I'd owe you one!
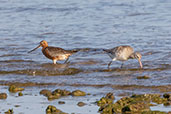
[28,45,41,53]
[138,59,143,68]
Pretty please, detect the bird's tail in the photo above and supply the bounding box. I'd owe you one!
[70,48,104,53]
[69,48,83,53]
[103,49,110,53]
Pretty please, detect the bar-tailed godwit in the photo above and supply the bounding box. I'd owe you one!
[28,40,77,64]
[103,45,143,69]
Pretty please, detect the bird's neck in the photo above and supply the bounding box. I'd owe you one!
[42,45,48,50]
[129,53,136,59]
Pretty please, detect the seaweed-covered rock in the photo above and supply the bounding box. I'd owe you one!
[163,93,171,101]
[71,90,86,96]
[98,93,169,114]
[18,92,23,96]
[97,97,113,107]
[112,97,134,113]
[163,101,171,106]
[105,92,115,101]
[122,102,150,113]
[40,89,52,97]
[46,105,67,114]
[47,94,61,101]
[4,109,13,114]
[52,89,71,96]
[40,89,62,100]
[0,93,7,99]
[8,85,24,93]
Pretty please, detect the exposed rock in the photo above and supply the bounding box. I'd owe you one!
[47,94,61,101]
[98,93,169,114]
[163,93,171,101]
[4,109,13,114]
[8,85,24,93]
[40,89,52,97]
[163,101,171,106]
[105,92,115,100]
[0,93,7,99]
[58,101,65,104]
[122,102,150,113]
[18,92,23,96]
[52,89,71,96]
[77,102,86,107]
[46,105,67,114]
[71,90,86,96]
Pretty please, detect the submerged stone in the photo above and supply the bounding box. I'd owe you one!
[62,68,81,75]
[137,75,150,79]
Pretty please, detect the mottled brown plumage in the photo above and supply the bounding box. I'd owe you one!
[28,40,75,64]
[103,45,143,68]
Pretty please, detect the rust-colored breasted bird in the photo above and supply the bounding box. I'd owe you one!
[103,45,143,69]
[28,40,77,64]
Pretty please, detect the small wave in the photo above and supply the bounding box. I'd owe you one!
[128,12,153,16]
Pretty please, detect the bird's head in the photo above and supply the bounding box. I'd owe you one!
[130,52,143,68]
[40,40,48,48]
[28,40,48,53]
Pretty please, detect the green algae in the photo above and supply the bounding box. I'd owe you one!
[97,93,170,114]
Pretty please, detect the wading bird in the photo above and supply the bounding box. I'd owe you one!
[103,45,143,69]
[28,40,77,64]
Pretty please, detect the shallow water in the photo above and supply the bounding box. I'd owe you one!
[0,0,171,113]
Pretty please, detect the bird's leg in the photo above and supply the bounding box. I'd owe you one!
[108,61,113,69]
[120,62,124,68]
[108,58,116,69]
[53,60,57,64]
[64,58,69,64]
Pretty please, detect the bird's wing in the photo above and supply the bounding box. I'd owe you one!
[106,46,134,60]
[114,46,134,60]
[44,46,72,57]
